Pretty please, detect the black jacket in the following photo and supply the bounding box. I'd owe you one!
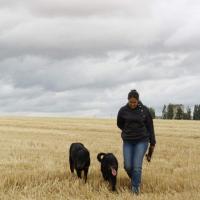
[117,102,156,145]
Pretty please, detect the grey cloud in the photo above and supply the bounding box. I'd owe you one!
[0,84,114,116]
[1,0,199,61]
[0,50,200,94]
[0,0,200,116]
[0,17,163,60]
[0,0,151,17]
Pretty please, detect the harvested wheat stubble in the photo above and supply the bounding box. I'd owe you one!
[0,117,200,200]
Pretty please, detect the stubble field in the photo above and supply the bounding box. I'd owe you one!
[0,117,200,200]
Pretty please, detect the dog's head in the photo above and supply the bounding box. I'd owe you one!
[75,149,90,170]
[105,153,118,176]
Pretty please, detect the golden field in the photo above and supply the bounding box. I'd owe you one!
[0,117,200,200]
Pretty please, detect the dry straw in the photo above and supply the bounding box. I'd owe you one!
[0,117,199,199]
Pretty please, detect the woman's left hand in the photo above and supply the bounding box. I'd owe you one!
[146,145,155,162]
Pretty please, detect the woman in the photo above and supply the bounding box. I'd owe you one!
[117,89,156,194]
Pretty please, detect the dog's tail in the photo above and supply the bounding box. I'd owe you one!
[97,153,106,162]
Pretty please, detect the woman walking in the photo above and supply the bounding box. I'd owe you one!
[117,89,156,194]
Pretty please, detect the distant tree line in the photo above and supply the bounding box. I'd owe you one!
[161,104,200,120]
[147,104,200,120]
[148,107,156,119]
[193,105,200,120]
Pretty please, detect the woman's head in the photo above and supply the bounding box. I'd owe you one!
[128,90,139,109]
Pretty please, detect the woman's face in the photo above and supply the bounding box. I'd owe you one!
[128,97,138,109]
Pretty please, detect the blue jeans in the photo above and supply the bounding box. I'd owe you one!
[123,140,148,193]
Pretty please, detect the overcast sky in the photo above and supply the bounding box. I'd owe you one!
[0,0,200,117]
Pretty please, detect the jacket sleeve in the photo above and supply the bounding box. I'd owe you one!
[145,108,156,146]
[117,109,125,130]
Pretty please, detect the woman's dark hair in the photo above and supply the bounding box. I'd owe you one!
[128,89,139,100]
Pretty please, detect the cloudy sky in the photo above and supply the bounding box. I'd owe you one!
[0,0,200,117]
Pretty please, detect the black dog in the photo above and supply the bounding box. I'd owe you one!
[97,152,118,191]
[69,143,90,183]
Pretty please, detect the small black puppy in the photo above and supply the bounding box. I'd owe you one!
[97,152,118,191]
[69,143,90,183]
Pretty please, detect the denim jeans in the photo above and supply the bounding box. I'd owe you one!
[123,140,148,193]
